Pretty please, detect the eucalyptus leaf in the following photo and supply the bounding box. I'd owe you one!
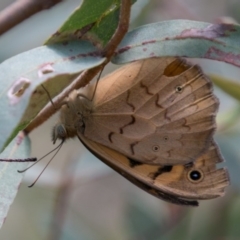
[0,133,31,228]
[210,74,240,101]
[0,40,105,151]
[113,20,240,68]
[46,0,136,46]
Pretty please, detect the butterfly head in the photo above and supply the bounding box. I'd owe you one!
[52,90,90,144]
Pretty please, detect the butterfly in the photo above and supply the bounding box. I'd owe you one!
[52,57,229,206]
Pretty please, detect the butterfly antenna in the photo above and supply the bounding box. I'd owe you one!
[90,66,105,102]
[41,84,56,109]
[0,158,37,162]
[17,140,64,173]
[28,141,64,188]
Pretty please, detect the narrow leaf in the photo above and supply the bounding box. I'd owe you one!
[113,20,240,68]
[46,0,136,47]
[0,132,31,228]
[210,74,240,101]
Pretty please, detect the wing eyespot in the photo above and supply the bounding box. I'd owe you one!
[175,85,184,93]
[152,145,160,152]
[187,169,204,183]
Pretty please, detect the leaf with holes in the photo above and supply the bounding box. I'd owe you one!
[0,40,105,151]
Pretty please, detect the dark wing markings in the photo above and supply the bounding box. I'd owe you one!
[148,166,173,180]
[79,135,199,207]
[127,157,144,168]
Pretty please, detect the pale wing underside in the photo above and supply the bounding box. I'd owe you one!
[84,58,218,165]
[79,134,229,206]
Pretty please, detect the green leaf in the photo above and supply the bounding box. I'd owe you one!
[0,40,105,151]
[113,20,240,68]
[210,74,240,101]
[46,0,136,47]
[0,133,31,228]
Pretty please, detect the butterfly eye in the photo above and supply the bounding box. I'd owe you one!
[175,85,183,93]
[152,145,160,152]
[52,124,67,144]
[187,169,204,183]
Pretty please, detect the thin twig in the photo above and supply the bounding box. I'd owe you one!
[102,0,130,58]
[0,0,63,36]
[24,0,131,134]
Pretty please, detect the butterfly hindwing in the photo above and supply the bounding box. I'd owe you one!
[78,133,229,206]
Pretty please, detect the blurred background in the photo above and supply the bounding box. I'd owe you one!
[1,0,240,239]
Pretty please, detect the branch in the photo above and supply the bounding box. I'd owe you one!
[24,0,131,134]
[0,0,63,36]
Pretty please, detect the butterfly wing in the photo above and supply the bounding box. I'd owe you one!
[79,133,229,206]
[83,58,218,165]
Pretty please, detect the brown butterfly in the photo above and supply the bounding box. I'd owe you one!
[52,57,229,206]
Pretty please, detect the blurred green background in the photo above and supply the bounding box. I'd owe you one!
[1,0,240,239]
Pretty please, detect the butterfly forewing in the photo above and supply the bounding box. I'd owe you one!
[83,58,218,165]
